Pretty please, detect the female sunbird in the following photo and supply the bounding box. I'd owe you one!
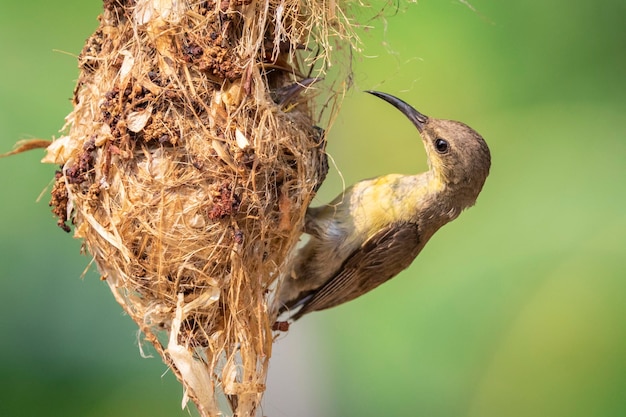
[276,91,491,320]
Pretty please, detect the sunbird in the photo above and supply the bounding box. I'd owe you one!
[276,91,491,320]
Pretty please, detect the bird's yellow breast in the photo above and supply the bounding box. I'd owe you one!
[344,173,444,240]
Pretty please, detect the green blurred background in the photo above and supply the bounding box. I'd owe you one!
[1,1,624,416]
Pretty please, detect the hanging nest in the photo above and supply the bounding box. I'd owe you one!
[31,0,357,415]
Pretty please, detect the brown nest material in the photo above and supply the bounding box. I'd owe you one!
[34,0,357,415]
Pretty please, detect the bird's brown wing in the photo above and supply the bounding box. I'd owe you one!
[291,221,421,320]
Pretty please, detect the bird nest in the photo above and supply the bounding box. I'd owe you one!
[35,0,356,415]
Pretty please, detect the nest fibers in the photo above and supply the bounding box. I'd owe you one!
[39,0,356,415]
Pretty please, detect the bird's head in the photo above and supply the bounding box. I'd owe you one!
[366,91,491,202]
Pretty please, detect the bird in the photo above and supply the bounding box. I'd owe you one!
[270,77,320,108]
[275,90,491,321]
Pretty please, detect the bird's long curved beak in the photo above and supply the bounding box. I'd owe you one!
[366,90,428,133]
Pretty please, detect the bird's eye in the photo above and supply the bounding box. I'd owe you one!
[435,138,449,154]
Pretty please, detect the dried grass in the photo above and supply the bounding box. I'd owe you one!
[39,0,358,415]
